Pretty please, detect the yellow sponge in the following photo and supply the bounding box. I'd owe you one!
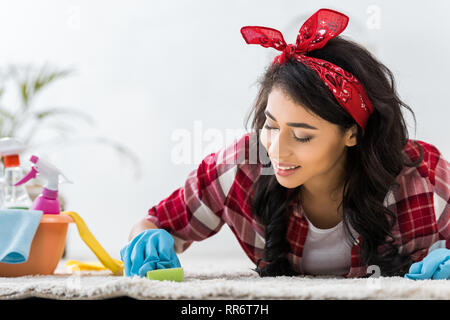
[146,267,184,282]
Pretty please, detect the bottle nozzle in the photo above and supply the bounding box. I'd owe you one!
[14,167,39,186]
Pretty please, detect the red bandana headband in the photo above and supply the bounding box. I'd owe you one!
[240,8,374,133]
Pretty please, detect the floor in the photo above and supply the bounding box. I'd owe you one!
[0,254,449,300]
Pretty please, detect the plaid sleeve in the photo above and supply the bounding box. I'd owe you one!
[429,146,450,249]
[145,135,246,253]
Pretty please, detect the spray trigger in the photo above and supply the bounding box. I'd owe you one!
[14,166,39,186]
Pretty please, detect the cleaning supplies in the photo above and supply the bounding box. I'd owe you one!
[0,209,43,263]
[14,155,72,214]
[0,212,72,276]
[146,267,184,282]
[0,138,33,209]
[9,154,179,280]
[65,259,124,272]
[61,211,123,275]
[13,155,123,275]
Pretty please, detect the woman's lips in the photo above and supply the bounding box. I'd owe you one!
[272,160,301,168]
[272,160,301,176]
[275,165,301,176]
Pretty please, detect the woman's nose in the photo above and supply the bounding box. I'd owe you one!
[268,131,293,160]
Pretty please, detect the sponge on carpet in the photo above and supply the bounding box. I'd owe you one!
[146,267,184,282]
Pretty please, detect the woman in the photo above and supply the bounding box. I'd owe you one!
[121,8,449,279]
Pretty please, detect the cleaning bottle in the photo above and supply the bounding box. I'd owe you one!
[14,155,73,214]
[0,137,33,209]
[14,155,124,275]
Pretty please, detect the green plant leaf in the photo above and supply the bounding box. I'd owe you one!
[8,64,74,111]
[33,68,72,95]
[0,63,143,179]
[20,81,29,106]
[33,107,94,125]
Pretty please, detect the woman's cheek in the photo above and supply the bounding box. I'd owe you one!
[296,143,324,173]
[308,144,336,173]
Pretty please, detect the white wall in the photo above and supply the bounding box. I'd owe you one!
[0,0,448,263]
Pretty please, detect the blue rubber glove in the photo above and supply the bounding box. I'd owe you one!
[120,229,181,277]
[404,248,450,280]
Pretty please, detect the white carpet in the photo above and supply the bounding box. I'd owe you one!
[0,257,449,300]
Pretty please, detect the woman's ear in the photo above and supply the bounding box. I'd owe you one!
[344,125,358,147]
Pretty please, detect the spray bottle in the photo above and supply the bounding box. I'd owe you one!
[10,154,126,275]
[14,155,73,214]
[0,137,33,209]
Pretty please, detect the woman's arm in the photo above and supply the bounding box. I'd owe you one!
[135,133,250,253]
[128,217,159,241]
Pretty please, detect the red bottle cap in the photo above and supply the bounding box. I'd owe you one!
[4,155,20,168]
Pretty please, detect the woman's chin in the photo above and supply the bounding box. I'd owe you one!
[275,175,303,189]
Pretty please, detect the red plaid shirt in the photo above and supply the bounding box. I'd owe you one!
[146,132,450,278]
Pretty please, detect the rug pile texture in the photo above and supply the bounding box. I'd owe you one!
[0,257,448,300]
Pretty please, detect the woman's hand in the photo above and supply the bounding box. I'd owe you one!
[120,228,181,277]
[404,248,450,280]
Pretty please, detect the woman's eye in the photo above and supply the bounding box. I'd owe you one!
[294,136,312,143]
[263,124,278,130]
[263,125,312,143]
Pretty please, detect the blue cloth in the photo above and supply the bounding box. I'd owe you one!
[404,248,450,280]
[120,228,181,277]
[0,209,43,264]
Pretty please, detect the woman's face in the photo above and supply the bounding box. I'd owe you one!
[259,86,357,190]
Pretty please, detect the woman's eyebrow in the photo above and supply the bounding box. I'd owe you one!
[264,109,318,130]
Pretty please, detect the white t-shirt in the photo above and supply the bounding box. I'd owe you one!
[301,214,357,276]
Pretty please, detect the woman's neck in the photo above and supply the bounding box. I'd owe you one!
[299,151,348,228]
